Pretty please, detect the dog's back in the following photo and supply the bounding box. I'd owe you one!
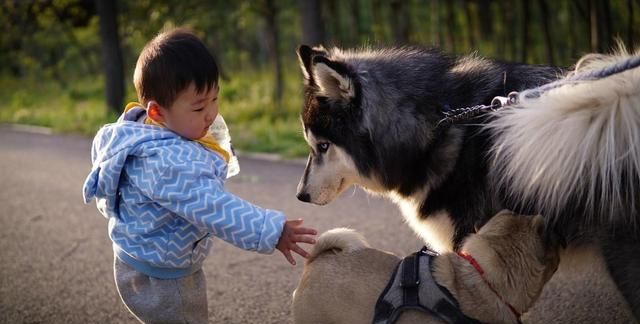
[486,50,640,318]
[487,50,640,236]
[293,229,404,324]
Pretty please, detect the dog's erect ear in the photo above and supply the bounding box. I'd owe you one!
[311,55,355,102]
[297,45,315,81]
[297,45,328,83]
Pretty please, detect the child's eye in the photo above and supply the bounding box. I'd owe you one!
[194,107,204,112]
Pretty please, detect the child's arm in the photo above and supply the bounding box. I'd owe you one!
[276,219,317,265]
[134,154,287,254]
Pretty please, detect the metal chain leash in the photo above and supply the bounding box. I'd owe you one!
[435,55,640,130]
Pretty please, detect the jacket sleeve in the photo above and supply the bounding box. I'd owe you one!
[131,152,286,254]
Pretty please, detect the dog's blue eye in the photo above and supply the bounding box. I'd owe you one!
[317,143,330,153]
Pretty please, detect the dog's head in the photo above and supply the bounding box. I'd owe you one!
[295,45,451,205]
[295,45,378,205]
[462,210,560,313]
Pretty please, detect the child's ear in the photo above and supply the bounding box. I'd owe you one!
[146,101,164,123]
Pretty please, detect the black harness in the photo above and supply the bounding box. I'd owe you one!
[372,247,481,324]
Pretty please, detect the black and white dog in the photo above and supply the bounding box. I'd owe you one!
[294,45,640,318]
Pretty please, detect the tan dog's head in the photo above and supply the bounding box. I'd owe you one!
[461,210,560,314]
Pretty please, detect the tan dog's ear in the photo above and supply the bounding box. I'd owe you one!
[496,209,515,217]
[474,221,483,233]
[532,215,544,236]
[542,222,567,249]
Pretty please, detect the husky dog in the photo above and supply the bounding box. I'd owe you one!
[292,211,560,324]
[295,45,640,318]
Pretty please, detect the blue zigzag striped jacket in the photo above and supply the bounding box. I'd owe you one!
[82,113,286,279]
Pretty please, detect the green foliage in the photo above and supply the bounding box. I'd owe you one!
[0,76,117,135]
[1,0,639,157]
[219,65,307,158]
[1,1,100,83]
[0,66,309,157]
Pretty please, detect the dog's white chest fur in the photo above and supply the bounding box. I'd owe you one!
[390,192,455,253]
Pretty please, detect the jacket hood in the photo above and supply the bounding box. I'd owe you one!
[82,120,180,218]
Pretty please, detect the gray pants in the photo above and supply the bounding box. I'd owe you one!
[114,256,209,324]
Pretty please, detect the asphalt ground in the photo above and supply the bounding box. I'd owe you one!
[0,125,634,323]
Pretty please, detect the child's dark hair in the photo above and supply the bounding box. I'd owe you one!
[134,28,219,108]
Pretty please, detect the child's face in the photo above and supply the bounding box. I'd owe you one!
[158,82,219,140]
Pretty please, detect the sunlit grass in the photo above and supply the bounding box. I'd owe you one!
[0,77,119,135]
[0,66,309,158]
[220,66,307,158]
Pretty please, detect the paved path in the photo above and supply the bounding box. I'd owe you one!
[0,126,634,323]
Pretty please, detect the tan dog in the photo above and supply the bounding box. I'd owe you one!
[292,211,559,324]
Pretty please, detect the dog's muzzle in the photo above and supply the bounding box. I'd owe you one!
[296,192,311,203]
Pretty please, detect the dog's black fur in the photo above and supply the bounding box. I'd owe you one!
[299,46,562,245]
[296,45,640,318]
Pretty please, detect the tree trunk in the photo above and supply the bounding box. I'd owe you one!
[597,0,612,52]
[95,0,124,115]
[590,0,599,52]
[503,0,516,60]
[588,0,612,52]
[263,0,283,110]
[463,0,476,49]
[569,1,578,59]
[628,0,635,51]
[477,0,493,41]
[390,0,410,45]
[538,0,555,65]
[325,0,342,46]
[371,0,385,43]
[520,0,530,63]
[300,0,324,46]
[445,0,456,52]
[431,0,442,47]
[496,0,505,58]
[347,0,363,45]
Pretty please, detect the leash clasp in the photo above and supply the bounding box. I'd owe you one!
[490,91,520,110]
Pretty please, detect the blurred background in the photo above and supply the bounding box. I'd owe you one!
[1,0,639,158]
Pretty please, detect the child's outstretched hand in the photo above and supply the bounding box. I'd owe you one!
[276,219,317,265]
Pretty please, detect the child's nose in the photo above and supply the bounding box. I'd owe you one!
[205,111,214,123]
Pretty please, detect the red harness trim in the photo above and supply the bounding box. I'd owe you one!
[457,251,522,318]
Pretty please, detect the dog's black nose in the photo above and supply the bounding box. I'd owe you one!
[297,192,311,202]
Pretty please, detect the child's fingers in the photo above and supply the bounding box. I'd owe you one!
[281,249,296,266]
[288,219,304,226]
[293,227,317,235]
[292,234,316,244]
[291,244,310,259]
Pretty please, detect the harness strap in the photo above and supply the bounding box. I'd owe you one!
[372,247,481,324]
[400,253,420,306]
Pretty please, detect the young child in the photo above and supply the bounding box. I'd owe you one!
[82,28,316,323]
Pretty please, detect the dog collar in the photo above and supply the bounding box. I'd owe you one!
[457,252,522,319]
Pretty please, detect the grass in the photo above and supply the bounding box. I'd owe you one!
[0,77,119,135]
[219,68,308,158]
[0,68,309,158]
